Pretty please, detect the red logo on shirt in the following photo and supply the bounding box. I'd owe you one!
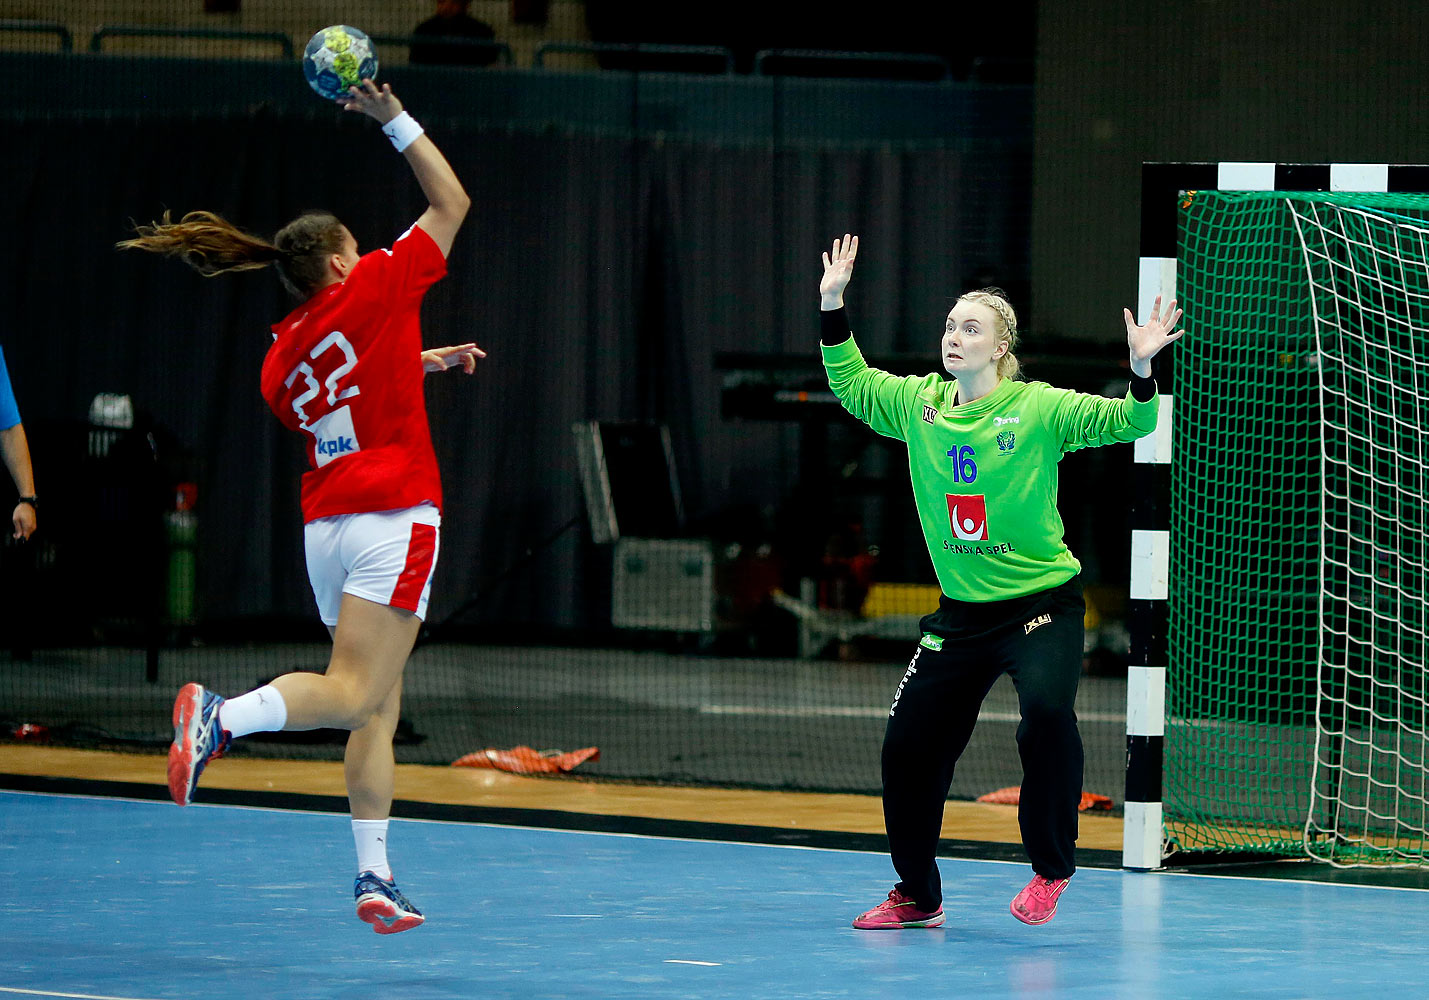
[946,494,989,541]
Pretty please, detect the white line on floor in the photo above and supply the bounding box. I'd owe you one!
[0,988,171,1000]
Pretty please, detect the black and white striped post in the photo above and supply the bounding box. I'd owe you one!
[1123,161,1404,870]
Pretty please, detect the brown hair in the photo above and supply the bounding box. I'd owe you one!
[116,210,347,299]
[958,286,1020,379]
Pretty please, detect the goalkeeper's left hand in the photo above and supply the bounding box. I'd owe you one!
[1123,294,1184,378]
[422,343,486,375]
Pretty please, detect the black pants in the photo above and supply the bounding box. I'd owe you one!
[882,577,1085,911]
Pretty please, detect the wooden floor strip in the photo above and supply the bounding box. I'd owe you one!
[0,745,1125,852]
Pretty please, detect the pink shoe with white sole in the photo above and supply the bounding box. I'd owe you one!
[1010,874,1070,925]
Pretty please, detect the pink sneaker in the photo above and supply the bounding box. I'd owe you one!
[1010,874,1071,925]
[852,888,945,929]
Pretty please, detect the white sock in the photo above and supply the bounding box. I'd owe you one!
[352,819,392,880]
[217,685,287,738]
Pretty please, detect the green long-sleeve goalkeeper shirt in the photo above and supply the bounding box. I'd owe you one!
[822,334,1159,602]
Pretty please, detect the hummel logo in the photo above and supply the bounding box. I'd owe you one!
[889,649,922,716]
[1024,613,1052,634]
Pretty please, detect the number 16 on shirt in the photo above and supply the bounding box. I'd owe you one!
[945,445,978,483]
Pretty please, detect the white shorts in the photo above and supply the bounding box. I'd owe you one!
[303,503,442,627]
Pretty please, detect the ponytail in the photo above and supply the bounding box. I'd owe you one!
[118,209,347,299]
[116,210,285,276]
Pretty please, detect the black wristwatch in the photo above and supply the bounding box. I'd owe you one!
[16,496,37,510]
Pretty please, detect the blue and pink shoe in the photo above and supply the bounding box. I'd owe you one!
[167,682,229,806]
[355,871,425,934]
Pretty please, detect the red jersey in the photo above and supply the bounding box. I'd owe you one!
[260,224,447,522]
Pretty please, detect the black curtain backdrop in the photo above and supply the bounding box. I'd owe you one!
[0,112,1029,631]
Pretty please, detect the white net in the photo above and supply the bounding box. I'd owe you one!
[1289,195,1429,866]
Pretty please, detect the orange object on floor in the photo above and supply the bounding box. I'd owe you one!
[976,786,1113,812]
[452,745,600,774]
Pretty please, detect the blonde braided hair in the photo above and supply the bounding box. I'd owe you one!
[958,287,1020,379]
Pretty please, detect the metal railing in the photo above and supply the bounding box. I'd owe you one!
[89,25,294,60]
[2,25,988,86]
[366,33,514,67]
[752,48,951,81]
[0,19,73,52]
[534,41,735,74]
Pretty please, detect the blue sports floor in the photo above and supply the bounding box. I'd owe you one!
[1,790,1426,1000]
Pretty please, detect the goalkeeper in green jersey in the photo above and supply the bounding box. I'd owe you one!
[819,235,1183,929]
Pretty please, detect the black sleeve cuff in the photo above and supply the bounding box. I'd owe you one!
[1130,372,1157,403]
[820,306,852,347]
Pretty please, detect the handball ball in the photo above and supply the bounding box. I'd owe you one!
[303,25,379,101]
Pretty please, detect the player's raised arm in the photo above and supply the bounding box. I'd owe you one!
[340,80,471,258]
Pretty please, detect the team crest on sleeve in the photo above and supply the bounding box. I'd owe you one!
[922,404,937,424]
[946,494,989,540]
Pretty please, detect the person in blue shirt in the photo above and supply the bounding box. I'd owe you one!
[0,346,36,541]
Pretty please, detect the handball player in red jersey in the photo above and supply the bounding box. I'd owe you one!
[118,80,481,933]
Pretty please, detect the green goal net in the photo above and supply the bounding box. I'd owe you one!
[1169,189,1429,866]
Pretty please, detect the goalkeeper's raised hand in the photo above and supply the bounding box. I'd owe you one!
[821,234,859,311]
[1123,294,1184,378]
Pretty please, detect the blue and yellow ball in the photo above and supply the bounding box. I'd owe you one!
[302,25,379,101]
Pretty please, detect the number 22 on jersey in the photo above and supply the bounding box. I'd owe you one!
[284,331,363,468]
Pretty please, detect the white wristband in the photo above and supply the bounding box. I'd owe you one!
[381,111,424,153]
